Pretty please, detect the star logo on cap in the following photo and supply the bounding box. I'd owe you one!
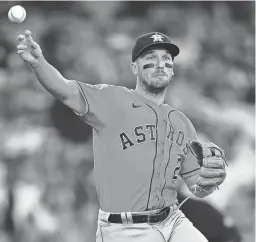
[150,33,164,42]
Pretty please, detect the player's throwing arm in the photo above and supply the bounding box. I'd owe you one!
[16,30,86,115]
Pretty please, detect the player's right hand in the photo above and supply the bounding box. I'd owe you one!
[17,30,42,67]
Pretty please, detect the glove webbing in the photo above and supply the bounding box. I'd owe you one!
[202,144,228,167]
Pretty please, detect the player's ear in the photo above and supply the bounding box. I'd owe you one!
[130,61,139,76]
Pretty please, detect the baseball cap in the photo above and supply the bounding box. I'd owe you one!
[132,32,180,62]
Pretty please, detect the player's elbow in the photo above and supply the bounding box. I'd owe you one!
[61,81,87,115]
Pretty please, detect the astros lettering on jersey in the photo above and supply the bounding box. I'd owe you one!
[73,82,200,213]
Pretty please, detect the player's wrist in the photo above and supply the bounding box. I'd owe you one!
[190,185,216,198]
[29,54,44,68]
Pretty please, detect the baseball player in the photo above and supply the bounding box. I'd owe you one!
[16,30,227,242]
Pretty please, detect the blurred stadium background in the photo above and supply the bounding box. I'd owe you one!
[0,1,254,242]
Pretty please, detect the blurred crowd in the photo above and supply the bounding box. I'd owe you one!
[0,1,254,242]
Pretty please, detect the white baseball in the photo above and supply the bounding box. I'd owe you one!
[8,5,26,23]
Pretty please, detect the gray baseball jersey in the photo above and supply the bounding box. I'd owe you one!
[73,81,200,213]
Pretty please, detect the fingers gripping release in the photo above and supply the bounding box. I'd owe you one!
[189,140,227,191]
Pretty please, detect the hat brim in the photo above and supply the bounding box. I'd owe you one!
[133,42,180,62]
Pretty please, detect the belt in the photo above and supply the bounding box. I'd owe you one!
[108,206,171,224]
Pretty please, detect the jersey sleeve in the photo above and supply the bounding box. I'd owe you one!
[180,118,201,187]
[72,80,112,130]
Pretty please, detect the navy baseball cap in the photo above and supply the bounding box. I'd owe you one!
[132,32,180,62]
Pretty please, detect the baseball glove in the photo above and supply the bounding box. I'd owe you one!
[189,140,227,192]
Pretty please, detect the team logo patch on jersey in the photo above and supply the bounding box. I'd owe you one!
[150,33,164,42]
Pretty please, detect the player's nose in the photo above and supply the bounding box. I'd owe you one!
[156,57,164,69]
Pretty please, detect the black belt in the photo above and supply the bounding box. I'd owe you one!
[108,206,171,224]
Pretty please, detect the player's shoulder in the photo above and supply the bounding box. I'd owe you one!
[93,83,111,90]
[75,81,129,92]
[169,108,196,132]
[98,84,133,95]
[74,81,134,101]
[172,109,191,122]
[105,84,132,92]
[94,83,130,91]
[80,82,114,91]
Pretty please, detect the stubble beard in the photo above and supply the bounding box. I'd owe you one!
[140,76,171,95]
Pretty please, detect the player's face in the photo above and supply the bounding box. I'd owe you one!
[135,48,174,90]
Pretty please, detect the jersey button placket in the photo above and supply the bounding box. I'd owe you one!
[149,107,166,210]
[156,112,168,205]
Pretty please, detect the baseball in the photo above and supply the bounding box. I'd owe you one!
[8,5,26,23]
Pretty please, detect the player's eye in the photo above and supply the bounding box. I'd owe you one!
[146,55,155,60]
[163,56,171,61]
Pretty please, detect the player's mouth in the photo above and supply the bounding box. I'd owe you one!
[153,71,167,77]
